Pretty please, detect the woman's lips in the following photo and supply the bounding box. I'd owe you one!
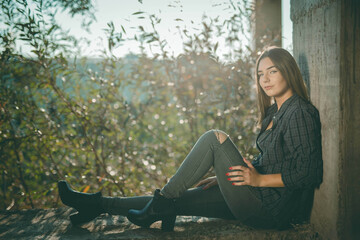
[264,86,273,90]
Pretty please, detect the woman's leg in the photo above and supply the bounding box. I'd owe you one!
[212,135,263,221]
[160,130,226,198]
[173,186,235,219]
[59,130,235,226]
[102,185,235,219]
[160,129,263,222]
[99,129,224,216]
[62,129,273,227]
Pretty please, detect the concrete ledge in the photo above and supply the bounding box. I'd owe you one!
[0,207,319,239]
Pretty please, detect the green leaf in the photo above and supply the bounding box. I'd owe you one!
[214,42,219,52]
[132,11,144,15]
[121,25,126,34]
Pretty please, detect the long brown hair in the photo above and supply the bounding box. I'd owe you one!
[255,46,309,124]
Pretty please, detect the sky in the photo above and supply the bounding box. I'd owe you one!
[281,0,292,52]
[55,0,248,58]
[22,0,293,58]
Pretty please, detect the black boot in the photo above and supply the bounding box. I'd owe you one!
[127,189,176,231]
[58,180,104,226]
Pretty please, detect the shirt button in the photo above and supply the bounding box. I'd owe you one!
[273,116,276,119]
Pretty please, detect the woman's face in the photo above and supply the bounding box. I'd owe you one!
[257,57,292,100]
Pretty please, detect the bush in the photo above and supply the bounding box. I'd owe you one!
[0,0,260,210]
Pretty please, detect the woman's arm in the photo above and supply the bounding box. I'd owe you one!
[226,158,285,187]
[280,109,323,189]
[228,108,323,189]
[259,173,284,187]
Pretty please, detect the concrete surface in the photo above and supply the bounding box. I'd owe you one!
[291,0,360,239]
[254,0,282,48]
[0,207,320,240]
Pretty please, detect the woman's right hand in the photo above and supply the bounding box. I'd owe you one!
[195,176,218,190]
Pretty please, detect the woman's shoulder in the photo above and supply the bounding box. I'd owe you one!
[286,95,320,121]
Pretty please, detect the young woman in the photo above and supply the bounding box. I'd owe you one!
[58,46,323,231]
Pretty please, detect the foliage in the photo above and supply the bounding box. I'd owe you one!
[0,0,260,210]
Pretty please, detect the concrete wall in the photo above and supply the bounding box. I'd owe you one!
[291,0,360,239]
[339,0,360,238]
[254,0,282,49]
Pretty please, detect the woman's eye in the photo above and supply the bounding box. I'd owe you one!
[270,70,277,74]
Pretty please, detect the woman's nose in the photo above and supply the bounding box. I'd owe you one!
[262,73,270,82]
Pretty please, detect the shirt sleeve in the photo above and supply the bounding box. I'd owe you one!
[281,108,323,189]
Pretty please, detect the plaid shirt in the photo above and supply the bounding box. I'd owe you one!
[250,94,323,228]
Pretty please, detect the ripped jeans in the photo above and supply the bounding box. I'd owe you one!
[102,130,275,228]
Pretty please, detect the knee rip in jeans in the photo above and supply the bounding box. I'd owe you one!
[213,129,229,145]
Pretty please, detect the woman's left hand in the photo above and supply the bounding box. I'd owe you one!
[226,158,263,187]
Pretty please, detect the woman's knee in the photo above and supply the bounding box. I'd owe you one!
[212,129,229,144]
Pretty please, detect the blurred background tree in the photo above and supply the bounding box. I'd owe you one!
[0,0,261,210]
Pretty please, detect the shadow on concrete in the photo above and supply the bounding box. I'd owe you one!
[298,53,311,95]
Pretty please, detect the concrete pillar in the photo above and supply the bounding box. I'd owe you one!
[254,0,282,49]
[291,0,360,239]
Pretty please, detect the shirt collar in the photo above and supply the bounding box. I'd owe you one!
[273,94,298,120]
[261,94,299,132]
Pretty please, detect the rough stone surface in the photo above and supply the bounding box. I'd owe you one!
[291,0,360,239]
[292,1,341,239]
[0,208,320,240]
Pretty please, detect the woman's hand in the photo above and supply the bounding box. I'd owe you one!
[226,158,263,187]
[195,176,218,190]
